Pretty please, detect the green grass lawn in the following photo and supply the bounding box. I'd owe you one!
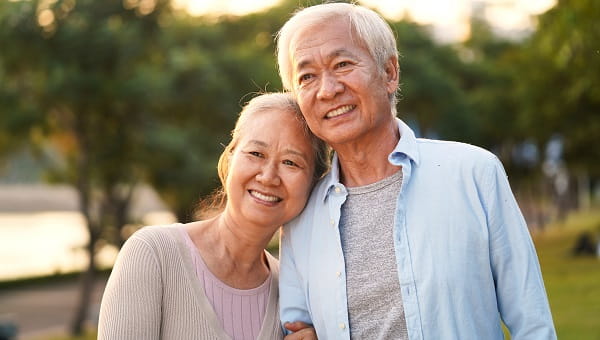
[533,210,600,340]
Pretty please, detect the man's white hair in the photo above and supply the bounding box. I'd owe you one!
[275,2,399,111]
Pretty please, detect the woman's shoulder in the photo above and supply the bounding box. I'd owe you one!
[125,224,183,252]
[132,223,181,237]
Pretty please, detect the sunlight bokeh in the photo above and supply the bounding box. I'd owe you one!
[173,0,557,41]
[171,0,279,16]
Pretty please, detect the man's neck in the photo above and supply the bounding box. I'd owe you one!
[334,120,401,187]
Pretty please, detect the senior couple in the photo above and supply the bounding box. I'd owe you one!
[98,3,556,340]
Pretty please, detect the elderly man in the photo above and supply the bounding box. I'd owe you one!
[276,3,556,340]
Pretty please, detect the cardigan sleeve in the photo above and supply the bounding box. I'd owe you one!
[98,232,163,339]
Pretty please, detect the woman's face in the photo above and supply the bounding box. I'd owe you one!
[225,108,315,229]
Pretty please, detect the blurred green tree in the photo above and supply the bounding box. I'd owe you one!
[142,6,288,222]
[392,20,476,143]
[459,17,525,169]
[0,0,173,334]
[517,0,600,176]
[0,0,291,334]
[0,1,47,167]
[514,0,600,215]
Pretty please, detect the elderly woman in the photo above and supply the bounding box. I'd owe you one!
[98,92,328,340]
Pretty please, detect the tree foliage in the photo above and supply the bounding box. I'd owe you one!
[1,0,173,334]
[516,0,600,176]
[392,20,475,143]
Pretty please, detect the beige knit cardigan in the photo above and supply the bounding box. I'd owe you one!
[98,225,284,340]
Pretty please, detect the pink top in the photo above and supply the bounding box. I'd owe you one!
[179,227,271,340]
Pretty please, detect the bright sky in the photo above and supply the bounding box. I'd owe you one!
[172,0,557,42]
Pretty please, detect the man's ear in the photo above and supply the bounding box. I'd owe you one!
[384,55,400,94]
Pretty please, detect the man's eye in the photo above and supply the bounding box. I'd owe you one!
[336,61,349,68]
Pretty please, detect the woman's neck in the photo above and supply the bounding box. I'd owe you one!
[186,214,273,289]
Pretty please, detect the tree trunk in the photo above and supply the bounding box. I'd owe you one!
[70,235,97,336]
[70,114,97,336]
[114,183,135,247]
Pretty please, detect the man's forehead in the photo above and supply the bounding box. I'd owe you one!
[289,18,352,53]
[290,29,357,66]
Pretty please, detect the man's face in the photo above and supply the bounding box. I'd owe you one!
[289,18,398,148]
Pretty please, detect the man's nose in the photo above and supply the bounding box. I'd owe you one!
[317,73,343,100]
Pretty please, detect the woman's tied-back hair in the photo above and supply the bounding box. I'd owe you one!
[196,92,330,220]
[275,2,399,113]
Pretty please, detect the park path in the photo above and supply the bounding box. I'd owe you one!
[0,276,107,339]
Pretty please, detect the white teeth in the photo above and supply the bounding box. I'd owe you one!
[250,190,281,202]
[326,105,354,118]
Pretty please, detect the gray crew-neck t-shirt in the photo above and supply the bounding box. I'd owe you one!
[339,170,408,340]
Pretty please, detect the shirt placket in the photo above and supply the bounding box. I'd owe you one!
[392,157,423,340]
[327,184,350,339]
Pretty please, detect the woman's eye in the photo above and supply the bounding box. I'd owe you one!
[283,159,298,167]
[249,151,263,158]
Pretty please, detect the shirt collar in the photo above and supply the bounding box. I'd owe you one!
[320,118,420,202]
[388,118,420,166]
[320,153,342,202]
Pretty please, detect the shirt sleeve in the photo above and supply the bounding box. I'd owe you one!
[97,234,163,339]
[484,157,557,339]
[279,226,313,335]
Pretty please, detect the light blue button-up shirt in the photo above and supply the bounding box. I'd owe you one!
[280,119,556,339]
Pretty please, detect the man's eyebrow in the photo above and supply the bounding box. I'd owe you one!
[329,48,355,59]
[296,48,355,71]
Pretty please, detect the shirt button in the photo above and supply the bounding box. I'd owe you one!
[330,219,335,226]
[336,271,341,277]
[339,323,346,330]
[334,186,341,194]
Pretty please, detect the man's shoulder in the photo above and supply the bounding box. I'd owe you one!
[416,138,498,165]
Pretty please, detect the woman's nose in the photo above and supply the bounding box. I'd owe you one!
[256,162,281,186]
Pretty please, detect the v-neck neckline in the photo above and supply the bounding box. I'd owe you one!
[172,224,281,340]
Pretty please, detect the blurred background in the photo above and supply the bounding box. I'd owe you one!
[0,0,598,339]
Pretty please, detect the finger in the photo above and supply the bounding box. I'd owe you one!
[284,327,317,340]
[284,321,313,333]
